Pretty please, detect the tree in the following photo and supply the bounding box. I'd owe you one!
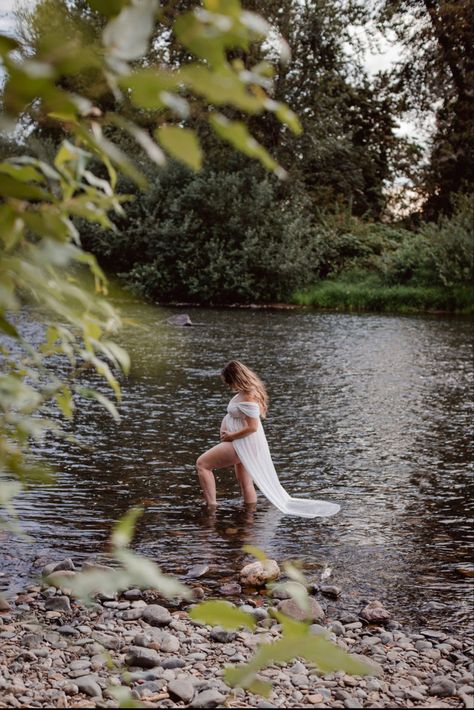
[376,0,474,215]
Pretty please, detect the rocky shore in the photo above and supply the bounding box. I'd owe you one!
[0,557,473,709]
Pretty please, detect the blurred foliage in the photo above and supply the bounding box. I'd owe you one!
[0,0,301,516]
[190,547,375,697]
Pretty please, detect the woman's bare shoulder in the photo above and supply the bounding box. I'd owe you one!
[242,390,257,402]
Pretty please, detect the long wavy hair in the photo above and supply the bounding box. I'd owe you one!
[221,360,268,417]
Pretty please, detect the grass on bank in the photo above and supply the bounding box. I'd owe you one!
[293,279,474,314]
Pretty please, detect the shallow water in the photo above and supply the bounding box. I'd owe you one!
[3,302,474,632]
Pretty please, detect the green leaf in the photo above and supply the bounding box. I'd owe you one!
[75,386,120,421]
[189,600,256,630]
[181,65,262,113]
[0,174,55,201]
[156,126,202,171]
[209,113,285,177]
[87,0,128,17]
[0,34,20,56]
[0,162,45,183]
[0,316,19,338]
[55,386,74,419]
[111,507,143,548]
[119,69,179,109]
[265,99,302,135]
[103,0,158,61]
[242,544,267,561]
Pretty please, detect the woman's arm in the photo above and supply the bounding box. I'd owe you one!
[221,415,258,442]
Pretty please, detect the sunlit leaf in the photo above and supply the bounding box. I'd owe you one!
[75,386,120,421]
[0,174,55,201]
[242,544,267,561]
[189,600,256,630]
[55,386,75,419]
[111,506,143,548]
[156,126,202,171]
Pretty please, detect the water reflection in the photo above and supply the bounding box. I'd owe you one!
[3,304,473,630]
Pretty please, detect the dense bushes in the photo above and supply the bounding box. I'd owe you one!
[82,159,319,304]
[82,157,473,310]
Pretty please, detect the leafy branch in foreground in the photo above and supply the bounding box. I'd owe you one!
[189,547,376,697]
[0,0,301,517]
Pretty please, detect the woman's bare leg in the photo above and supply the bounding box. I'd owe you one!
[196,442,240,507]
[235,463,257,505]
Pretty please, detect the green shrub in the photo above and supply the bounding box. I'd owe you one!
[83,159,319,304]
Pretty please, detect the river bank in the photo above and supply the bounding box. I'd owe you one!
[1,556,473,709]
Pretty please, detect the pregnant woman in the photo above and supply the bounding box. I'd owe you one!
[196,360,340,518]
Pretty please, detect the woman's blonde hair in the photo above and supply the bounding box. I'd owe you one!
[221,360,268,417]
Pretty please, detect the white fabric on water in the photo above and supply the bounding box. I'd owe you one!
[224,395,340,518]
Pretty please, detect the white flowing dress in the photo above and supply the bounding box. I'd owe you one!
[224,395,340,518]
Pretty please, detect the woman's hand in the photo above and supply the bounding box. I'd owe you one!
[220,430,234,442]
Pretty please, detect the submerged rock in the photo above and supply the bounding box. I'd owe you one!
[166,314,193,326]
[240,560,280,587]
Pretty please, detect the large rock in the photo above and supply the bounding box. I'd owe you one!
[75,675,102,698]
[168,678,195,703]
[360,600,391,623]
[45,596,71,614]
[240,560,280,587]
[277,597,325,622]
[142,604,172,627]
[125,646,161,669]
[191,689,226,708]
[429,677,456,697]
[133,628,180,652]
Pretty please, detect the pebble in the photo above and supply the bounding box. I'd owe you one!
[191,688,226,707]
[75,675,102,698]
[277,597,325,622]
[142,604,172,627]
[125,646,161,669]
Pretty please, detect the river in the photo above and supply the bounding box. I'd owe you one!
[2,302,473,632]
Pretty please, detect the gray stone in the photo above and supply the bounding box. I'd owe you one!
[162,658,186,670]
[168,678,195,703]
[320,585,342,598]
[75,675,102,698]
[167,314,193,326]
[339,612,359,624]
[126,646,161,669]
[142,604,172,627]
[219,582,242,596]
[45,596,71,614]
[123,588,143,601]
[343,698,363,708]
[185,564,209,579]
[330,621,345,636]
[191,688,226,708]
[134,628,179,653]
[53,558,76,572]
[210,626,236,643]
[57,625,78,636]
[121,608,143,621]
[277,597,324,622]
[92,633,120,650]
[429,677,456,697]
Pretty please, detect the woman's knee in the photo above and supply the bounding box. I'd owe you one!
[196,454,208,474]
